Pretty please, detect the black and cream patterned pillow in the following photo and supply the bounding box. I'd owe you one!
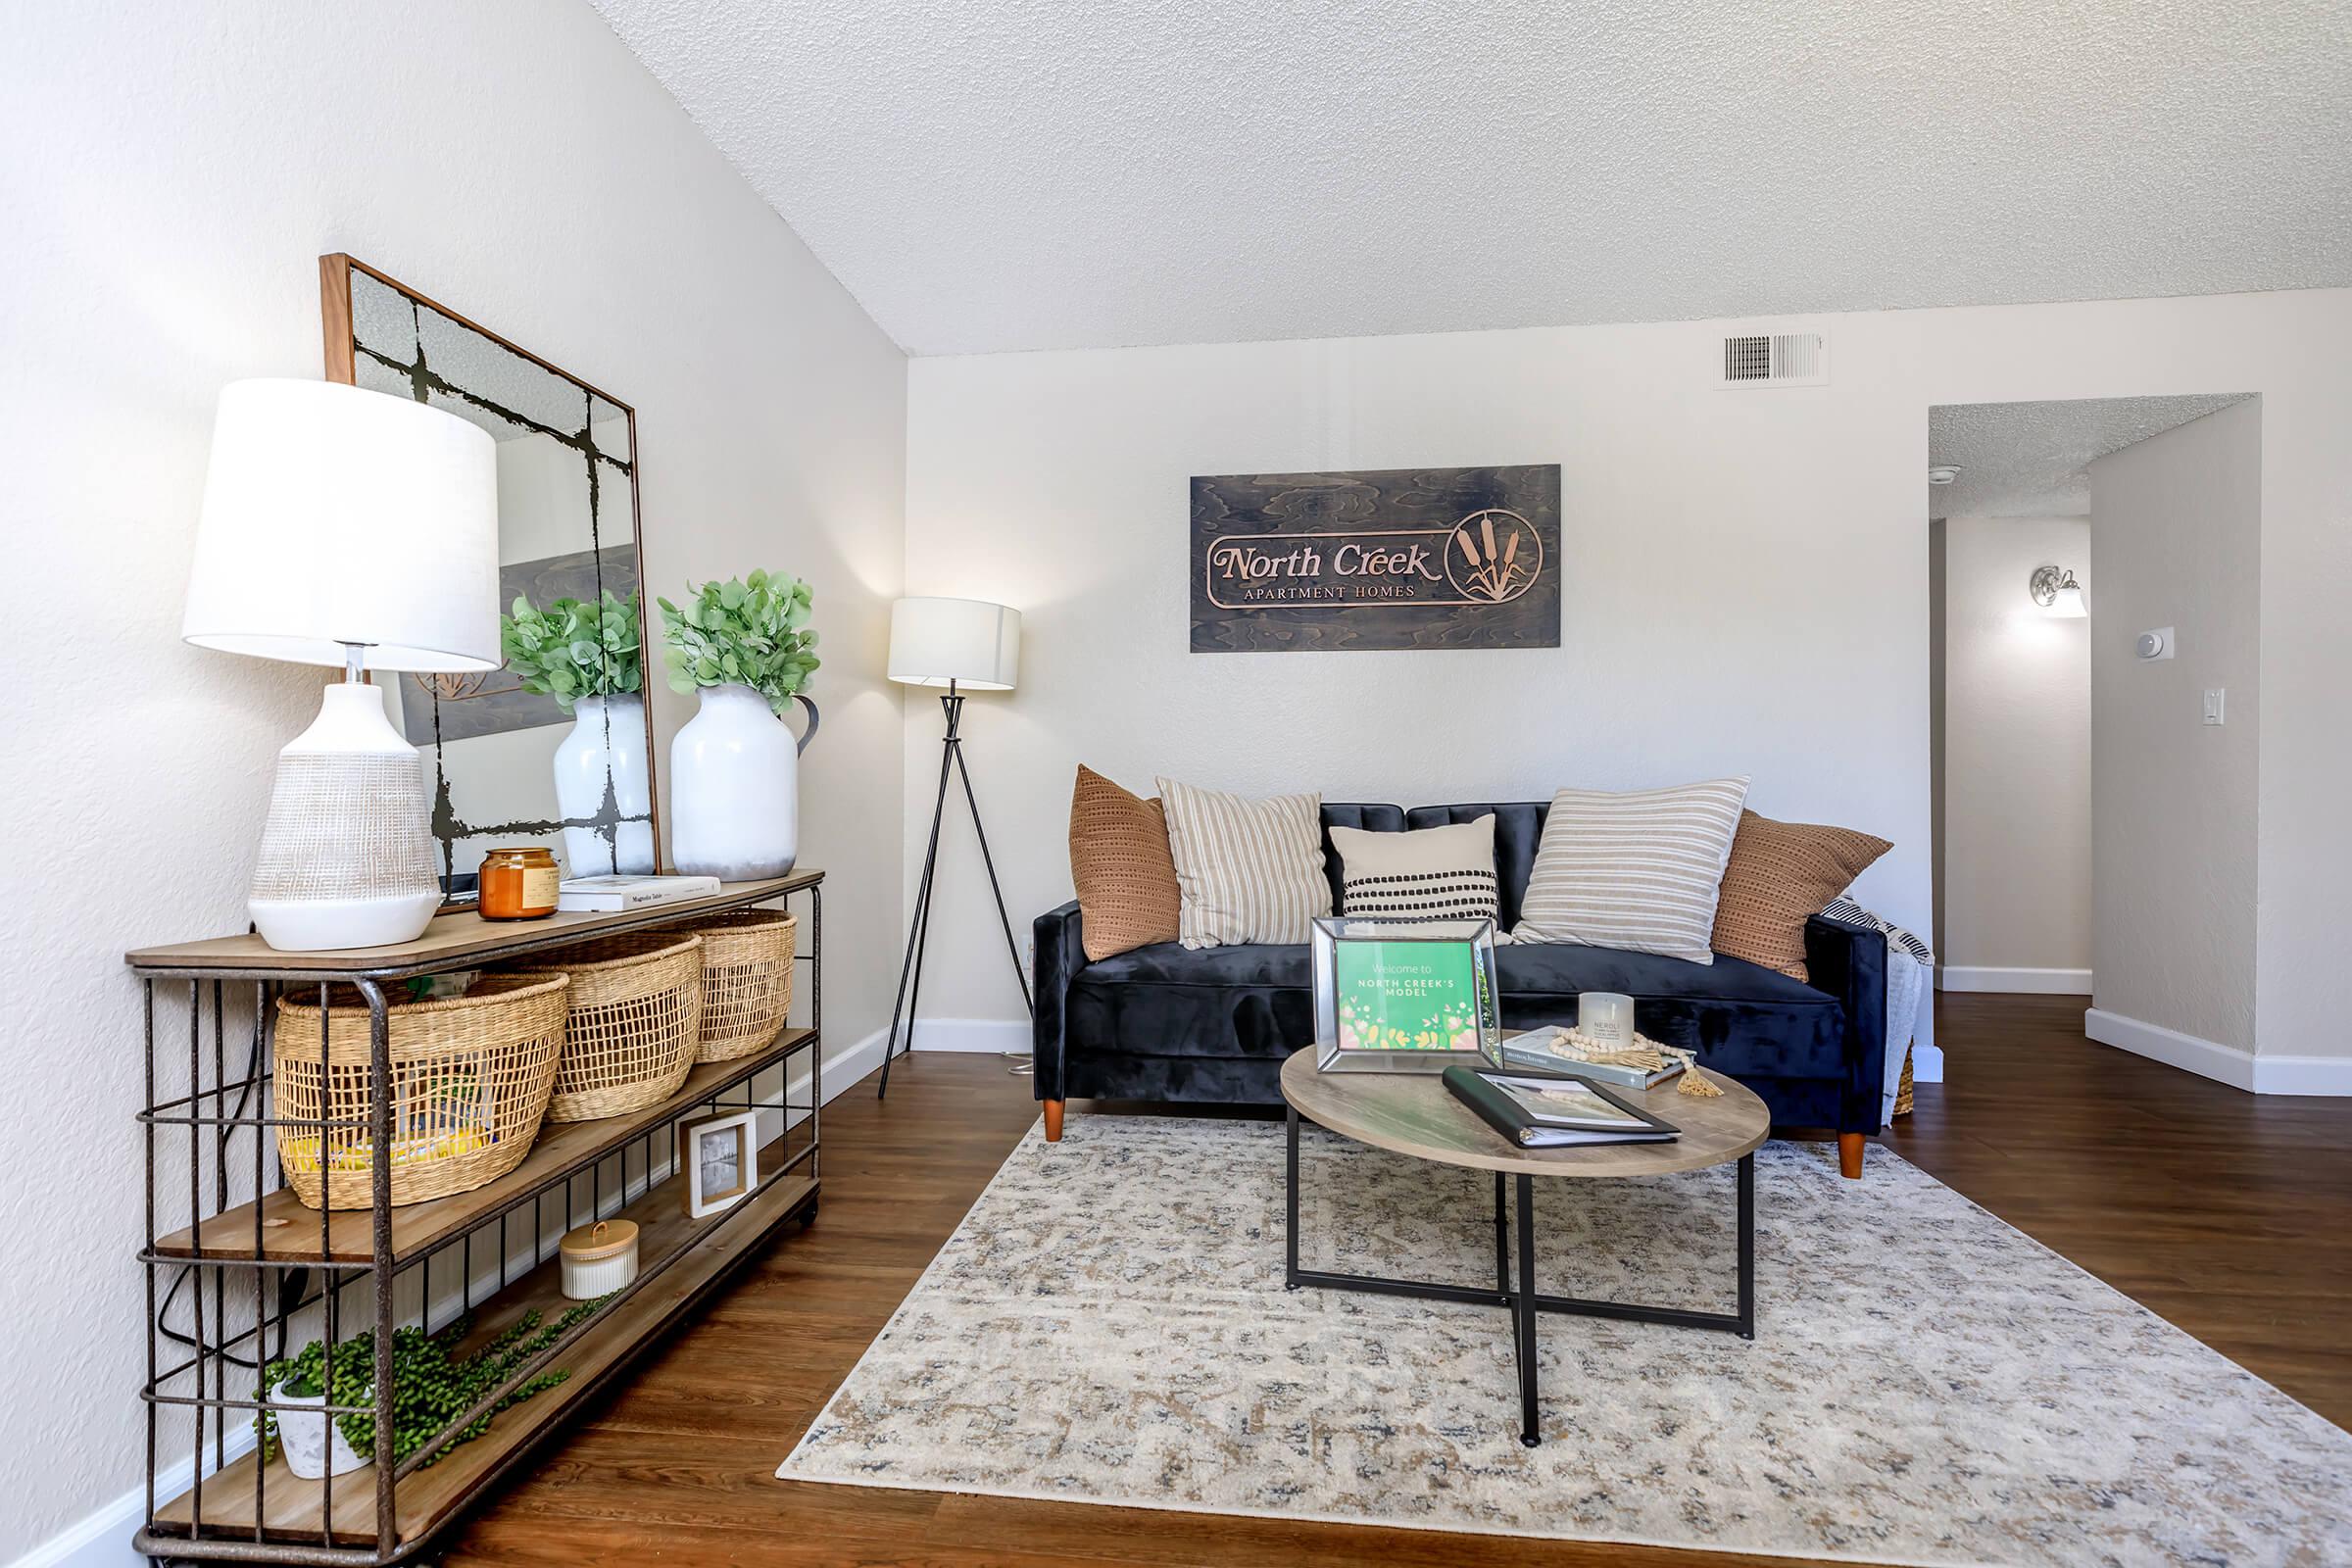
[1331,816,1501,929]
[1820,896,1936,964]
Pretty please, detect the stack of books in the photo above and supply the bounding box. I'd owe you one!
[1497,1025,1692,1091]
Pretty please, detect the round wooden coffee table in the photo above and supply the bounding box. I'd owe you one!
[1279,1048,1770,1447]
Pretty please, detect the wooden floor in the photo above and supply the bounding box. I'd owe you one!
[443,997,2352,1568]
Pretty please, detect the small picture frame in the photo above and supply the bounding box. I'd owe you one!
[677,1109,760,1219]
[1312,915,1502,1073]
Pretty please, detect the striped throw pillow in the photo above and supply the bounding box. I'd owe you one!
[1513,777,1751,964]
[1155,778,1331,949]
[1331,816,1500,930]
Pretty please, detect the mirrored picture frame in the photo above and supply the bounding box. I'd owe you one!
[1311,915,1502,1073]
[319,254,662,902]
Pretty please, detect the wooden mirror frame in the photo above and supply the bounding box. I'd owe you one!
[318,253,663,899]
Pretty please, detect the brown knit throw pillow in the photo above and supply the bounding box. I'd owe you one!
[1068,765,1181,961]
[1710,809,1892,981]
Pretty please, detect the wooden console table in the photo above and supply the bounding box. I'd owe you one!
[125,872,824,1565]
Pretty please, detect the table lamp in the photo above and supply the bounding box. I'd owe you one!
[876,597,1030,1095]
[183,378,500,951]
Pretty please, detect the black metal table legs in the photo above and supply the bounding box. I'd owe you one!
[1513,1170,1539,1446]
[1284,1106,1757,1446]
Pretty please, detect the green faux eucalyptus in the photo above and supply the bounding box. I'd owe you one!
[500,590,643,710]
[658,570,820,713]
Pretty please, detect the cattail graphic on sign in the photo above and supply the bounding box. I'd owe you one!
[1453,510,1534,603]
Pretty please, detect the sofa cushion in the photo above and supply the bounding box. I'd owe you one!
[1083,941,1305,990]
[1069,936,1845,1078]
[1069,942,1312,1063]
[1494,941,1826,1007]
[1494,942,1846,1079]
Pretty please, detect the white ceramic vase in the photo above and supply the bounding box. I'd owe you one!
[668,683,818,880]
[271,1377,370,1480]
[553,694,656,877]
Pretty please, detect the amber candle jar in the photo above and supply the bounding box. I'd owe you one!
[478,847,561,920]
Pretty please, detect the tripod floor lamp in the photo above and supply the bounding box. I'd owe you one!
[877,597,1032,1099]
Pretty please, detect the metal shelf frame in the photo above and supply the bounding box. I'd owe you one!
[125,876,823,1565]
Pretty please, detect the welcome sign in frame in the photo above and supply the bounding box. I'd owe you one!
[1312,916,1503,1073]
[1191,465,1561,652]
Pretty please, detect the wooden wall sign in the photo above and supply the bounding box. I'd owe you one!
[1191,465,1561,653]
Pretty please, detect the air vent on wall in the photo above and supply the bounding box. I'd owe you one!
[1717,331,1829,388]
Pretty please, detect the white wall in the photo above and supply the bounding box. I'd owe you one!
[902,289,2352,1086]
[0,4,905,1559]
[903,320,1937,1036]
[2087,401,2262,1058]
[1936,515,2093,989]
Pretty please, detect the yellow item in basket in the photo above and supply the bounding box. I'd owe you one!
[280,1127,493,1175]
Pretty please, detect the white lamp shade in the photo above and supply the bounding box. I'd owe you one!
[182,379,501,672]
[888,597,1021,690]
[2049,584,2087,618]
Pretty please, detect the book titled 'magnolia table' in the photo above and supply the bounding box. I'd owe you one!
[556,874,721,912]
[1443,1065,1681,1150]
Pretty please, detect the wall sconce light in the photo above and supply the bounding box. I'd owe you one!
[2030,564,2087,618]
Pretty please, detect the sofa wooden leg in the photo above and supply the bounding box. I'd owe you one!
[1838,1132,1864,1179]
[1044,1100,1065,1142]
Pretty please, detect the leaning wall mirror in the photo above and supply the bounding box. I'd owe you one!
[320,253,660,899]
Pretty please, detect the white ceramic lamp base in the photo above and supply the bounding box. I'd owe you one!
[247,682,444,952]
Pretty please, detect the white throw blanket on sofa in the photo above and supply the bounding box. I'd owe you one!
[1818,897,1935,1128]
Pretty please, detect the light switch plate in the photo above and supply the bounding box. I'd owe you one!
[2203,689,2226,725]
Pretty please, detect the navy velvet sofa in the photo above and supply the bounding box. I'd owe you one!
[1033,801,1890,1176]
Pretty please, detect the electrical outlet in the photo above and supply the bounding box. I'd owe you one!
[2203,689,2226,726]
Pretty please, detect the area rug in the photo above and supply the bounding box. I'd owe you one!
[780,1115,2352,1566]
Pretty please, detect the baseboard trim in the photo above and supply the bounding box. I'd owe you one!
[2085,1007,2254,1089]
[1936,965,2093,995]
[2247,1054,2352,1096]
[9,1477,161,1568]
[910,1018,1031,1054]
[2083,1007,2352,1096]
[9,1020,895,1568]
[819,1024,890,1090]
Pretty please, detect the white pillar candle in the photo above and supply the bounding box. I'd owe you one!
[1578,992,1636,1050]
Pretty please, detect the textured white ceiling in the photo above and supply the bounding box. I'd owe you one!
[1928,395,2252,518]
[592,0,2352,356]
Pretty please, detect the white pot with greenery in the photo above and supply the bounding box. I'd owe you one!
[660,571,821,879]
[502,589,654,877]
[269,1375,370,1481]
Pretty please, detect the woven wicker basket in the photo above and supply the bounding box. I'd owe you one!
[509,933,705,1122]
[664,909,797,1063]
[272,975,569,1210]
